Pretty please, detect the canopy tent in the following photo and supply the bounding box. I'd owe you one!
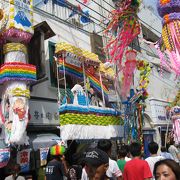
[28,133,61,151]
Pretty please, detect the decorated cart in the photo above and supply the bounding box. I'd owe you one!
[55,42,124,140]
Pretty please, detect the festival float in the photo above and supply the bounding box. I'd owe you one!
[55,42,123,140]
[0,0,36,169]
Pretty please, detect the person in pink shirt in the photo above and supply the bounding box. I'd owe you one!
[123,142,152,180]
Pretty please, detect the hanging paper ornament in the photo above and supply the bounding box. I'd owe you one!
[136,60,151,99]
[0,0,33,43]
[104,1,141,71]
[121,50,137,97]
[170,106,180,144]
[156,0,180,75]
[0,9,3,21]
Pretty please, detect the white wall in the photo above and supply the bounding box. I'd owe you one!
[30,12,91,99]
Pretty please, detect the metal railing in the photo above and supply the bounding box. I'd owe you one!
[34,0,102,34]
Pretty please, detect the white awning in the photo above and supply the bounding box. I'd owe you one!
[28,133,61,151]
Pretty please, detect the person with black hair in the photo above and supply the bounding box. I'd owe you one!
[5,164,25,180]
[45,155,67,180]
[81,148,109,180]
[160,146,174,160]
[123,142,152,180]
[117,146,127,172]
[97,140,122,180]
[168,141,180,164]
[153,159,180,180]
[145,142,164,176]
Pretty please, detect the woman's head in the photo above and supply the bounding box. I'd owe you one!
[153,159,180,180]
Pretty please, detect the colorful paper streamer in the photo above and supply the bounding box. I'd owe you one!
[0,62,36,84]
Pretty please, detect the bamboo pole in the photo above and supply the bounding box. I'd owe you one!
[99,71,105,107]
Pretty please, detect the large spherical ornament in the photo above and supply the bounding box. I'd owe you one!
[157,0,180,17]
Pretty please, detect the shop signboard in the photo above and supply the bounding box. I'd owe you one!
[17,149,31,172]
[0,148,10,168]
[149,98,169,123]
[40,147,49,166]
[29,99,59,125]
[65,56,81,68]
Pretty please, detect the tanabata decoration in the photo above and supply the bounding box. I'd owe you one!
[170,106,180,144]
[55,42,99,64]
[0,62,36,84]
[58,58,109,99]
[0,0,33,43]
[104,0,141,71]
[121,50,137,97]
[136,60,151,99]
[0,8,3,21]
[56,42,123,140]
[156,0,180,75]
[50,144,66,156]
[171,90,180,107]
[0,43,36,145]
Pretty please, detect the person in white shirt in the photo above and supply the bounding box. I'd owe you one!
[145,142,164,178]
[160,146,174,160]
[168,141,180,164]
[97,140,122,180]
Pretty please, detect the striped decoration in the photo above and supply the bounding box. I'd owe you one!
[0,62,36,83]
[58,59,109,97]
[50,145,66,156]
[60,113,123,126]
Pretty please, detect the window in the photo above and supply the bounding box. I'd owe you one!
[129,36,141,52]
[48,41,57,87]
[141,24,159,43]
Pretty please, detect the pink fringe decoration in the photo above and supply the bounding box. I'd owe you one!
[1,28,33,44]
[121,50,137,97]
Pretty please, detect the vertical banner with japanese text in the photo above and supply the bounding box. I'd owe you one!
[40,147,49,166]
[0,148,10,168]
[17,149,31,172]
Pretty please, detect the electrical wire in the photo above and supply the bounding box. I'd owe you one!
[74,0,108,23]
[0,0,107,32]
[101,0,115,9]
[91,0,111,14]
[0,1,178,91]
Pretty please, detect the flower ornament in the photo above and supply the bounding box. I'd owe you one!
[0,9,3,20]
[136,60,151,98]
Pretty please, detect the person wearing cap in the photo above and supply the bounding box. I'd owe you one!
[97,140,123,180]
[81,148,109,180]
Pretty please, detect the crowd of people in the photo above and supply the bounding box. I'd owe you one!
[3,140,180,180]
[43,140,180,180]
